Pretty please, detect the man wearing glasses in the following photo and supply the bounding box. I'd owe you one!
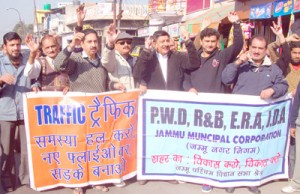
[102,24,136,90]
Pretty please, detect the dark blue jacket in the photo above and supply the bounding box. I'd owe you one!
[222,57,288,98]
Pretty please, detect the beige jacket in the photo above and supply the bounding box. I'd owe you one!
[101,47,135,89]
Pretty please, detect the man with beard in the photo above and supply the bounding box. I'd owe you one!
[277,41,300,96]
[101,23,136,90]
[23,34,69,92]
[0,32,31,192]
[267,22,300,97]
[183,12,243,94]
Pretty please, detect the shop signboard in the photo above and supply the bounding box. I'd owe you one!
[274,0,293,16]
[149,0,166,12]
[250,3,272,19]
[294,0,300,12]
[166,0,186,13]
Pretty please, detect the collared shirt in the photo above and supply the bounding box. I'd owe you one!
[121,53,134,69]
[0,53,31,121]
[82,51,101,67]
[156,52,168,82]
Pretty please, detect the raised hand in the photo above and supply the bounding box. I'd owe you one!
[228,12,239,24]
[144,36,153,50]
[270,21,285,44]
[181,29,190,42]
[286,33,300,42]
[235,51,249,66]
[270,21,283,36]
[76,4,86,26]
[69,32,85,50]
[107,23,119,47]
[25,34,39,54]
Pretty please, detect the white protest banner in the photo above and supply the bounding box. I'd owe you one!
[137,90,291,187]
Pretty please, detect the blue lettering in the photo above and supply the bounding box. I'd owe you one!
[35,105,43,125]
[44,105,52,124]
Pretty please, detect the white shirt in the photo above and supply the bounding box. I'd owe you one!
[24,56,54,79]
[156,52,168,82]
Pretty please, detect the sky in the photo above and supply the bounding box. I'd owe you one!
[0,0,148,43]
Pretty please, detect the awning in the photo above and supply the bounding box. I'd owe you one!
[185,4,250,26]
[186,4,235,25]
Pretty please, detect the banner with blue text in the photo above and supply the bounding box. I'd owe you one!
[137,90,291,187]
[24,90,139,191]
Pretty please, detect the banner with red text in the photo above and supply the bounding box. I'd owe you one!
[137,90,291,187]
[24,90,139,191]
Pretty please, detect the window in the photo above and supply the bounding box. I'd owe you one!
[186,0,210,14]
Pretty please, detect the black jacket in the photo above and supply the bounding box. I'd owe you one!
[183,23,243,93]
[133,41,199,91]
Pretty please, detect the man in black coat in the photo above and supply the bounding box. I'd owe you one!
[133,30,200,92]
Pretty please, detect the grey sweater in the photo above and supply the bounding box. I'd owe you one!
[54,48,111,93]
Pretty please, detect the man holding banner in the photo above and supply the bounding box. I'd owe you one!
[133,29,199,92]
[132,28,199,184]
[0,32,31,192]
[54,28,124,94]
[222,34,288,100]
[54,27,125,194]
[222,32,288,194]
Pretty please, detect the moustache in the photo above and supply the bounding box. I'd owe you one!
[123,46,130,49]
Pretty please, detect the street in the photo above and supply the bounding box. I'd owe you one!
[9,179,289,194]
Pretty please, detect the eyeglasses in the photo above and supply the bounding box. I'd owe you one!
[117,40,132,45]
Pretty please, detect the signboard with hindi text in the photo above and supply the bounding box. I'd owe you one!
[137,90,291,187]
[24,90,139,191]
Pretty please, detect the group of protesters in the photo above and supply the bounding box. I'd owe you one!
[1,3,300,194]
